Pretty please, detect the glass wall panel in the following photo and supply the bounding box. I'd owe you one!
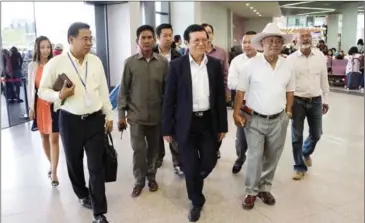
[1,2,36,129]
[1,1,96,129]
[34,2,96,53]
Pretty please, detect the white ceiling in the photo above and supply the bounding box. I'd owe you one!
[216,1,282,18]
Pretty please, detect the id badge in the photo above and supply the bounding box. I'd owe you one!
[84,93,92,107]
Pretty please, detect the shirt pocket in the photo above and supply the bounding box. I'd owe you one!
[87,72,101,91]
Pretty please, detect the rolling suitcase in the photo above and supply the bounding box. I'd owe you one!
[346,72,362,89]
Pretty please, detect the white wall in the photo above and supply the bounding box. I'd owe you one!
[107,2,141,87]
[170,2,196,41]
[199,2,230,50]
[107,4,130,87]
[243,17,272,33]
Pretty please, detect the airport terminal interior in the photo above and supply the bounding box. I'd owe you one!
[1,1,364,223]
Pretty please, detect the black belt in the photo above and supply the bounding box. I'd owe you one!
[295,96,321,103]
[61,110,102,120]
[251,110,283,120]
[192,110,210,118]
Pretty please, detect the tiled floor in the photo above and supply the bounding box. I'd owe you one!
[1,92,364,223]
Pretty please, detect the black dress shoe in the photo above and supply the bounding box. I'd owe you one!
[92,215,109,223]
[80,196,92,209]
[188,206,202,222]
[232,164,242,174]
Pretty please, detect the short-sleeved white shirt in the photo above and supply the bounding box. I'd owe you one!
[237,55,295,115]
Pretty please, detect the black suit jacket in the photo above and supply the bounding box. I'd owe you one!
[162,55,228,144]
[153,45,182,60]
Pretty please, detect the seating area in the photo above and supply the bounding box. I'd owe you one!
[327,59,348,86]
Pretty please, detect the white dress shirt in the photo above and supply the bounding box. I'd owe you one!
[237,55,295,115]
[287,48,329,104]
[189,54,210,112]
[38,52,113,121]
[158,47,172,62]
[228,52,262,90]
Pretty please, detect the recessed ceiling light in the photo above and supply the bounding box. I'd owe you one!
[250,7,254,10]
[254,10,257,12]
[246,3,250,6]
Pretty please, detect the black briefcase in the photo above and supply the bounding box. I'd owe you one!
[104,132,118,183]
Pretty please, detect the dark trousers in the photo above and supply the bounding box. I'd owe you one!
[234,110,248,166]
[157,136,182,167]
[130,124,160,186]
[291,96,323,173]
[59,110,107,216]
[179,111,217,207]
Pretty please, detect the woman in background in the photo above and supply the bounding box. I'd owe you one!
[345,46,363,90]
[28,36,60,186]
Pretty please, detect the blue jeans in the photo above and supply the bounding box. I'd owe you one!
[291,96,323,172]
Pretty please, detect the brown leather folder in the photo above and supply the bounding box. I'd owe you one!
[52,73,73,91]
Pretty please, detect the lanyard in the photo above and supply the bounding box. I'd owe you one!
[67,53,88,89]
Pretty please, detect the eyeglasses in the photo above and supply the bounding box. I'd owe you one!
[191,39,208,45]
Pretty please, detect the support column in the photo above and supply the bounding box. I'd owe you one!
[327,14,340,50]
[341,2,358,51]
[141,1,155,28]
[94,5,110,86]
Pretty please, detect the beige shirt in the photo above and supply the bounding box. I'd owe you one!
[38,52,113,121]
[287,48,329,104]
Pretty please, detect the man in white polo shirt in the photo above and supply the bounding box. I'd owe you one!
[38,22,112,223]
[287,29,329,181]
[228,30,261,174]
[233,23,295,210]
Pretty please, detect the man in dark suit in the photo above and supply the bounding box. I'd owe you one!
[162,24,228,222]
[153,23,183,176]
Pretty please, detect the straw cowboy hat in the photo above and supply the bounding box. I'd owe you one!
[251,23,293,51]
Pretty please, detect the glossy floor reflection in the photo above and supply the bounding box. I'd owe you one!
[1,92,364,223]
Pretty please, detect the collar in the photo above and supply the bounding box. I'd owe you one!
[207,44,217,53]
[261,53,284,67]
[189,53,208,65]
[137,52,158,60]
[244,51,261,59]
[68,51,88,65]
[296,48,317,57]
[158,46,171,55]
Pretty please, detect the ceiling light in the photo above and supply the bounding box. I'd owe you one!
[280,1,314,7]
[259,14,262,16]
[253,9,257,12]
[250,6,253,9]
[246,3,249,6]
[283,6,334,10]
[296,9,336,16]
